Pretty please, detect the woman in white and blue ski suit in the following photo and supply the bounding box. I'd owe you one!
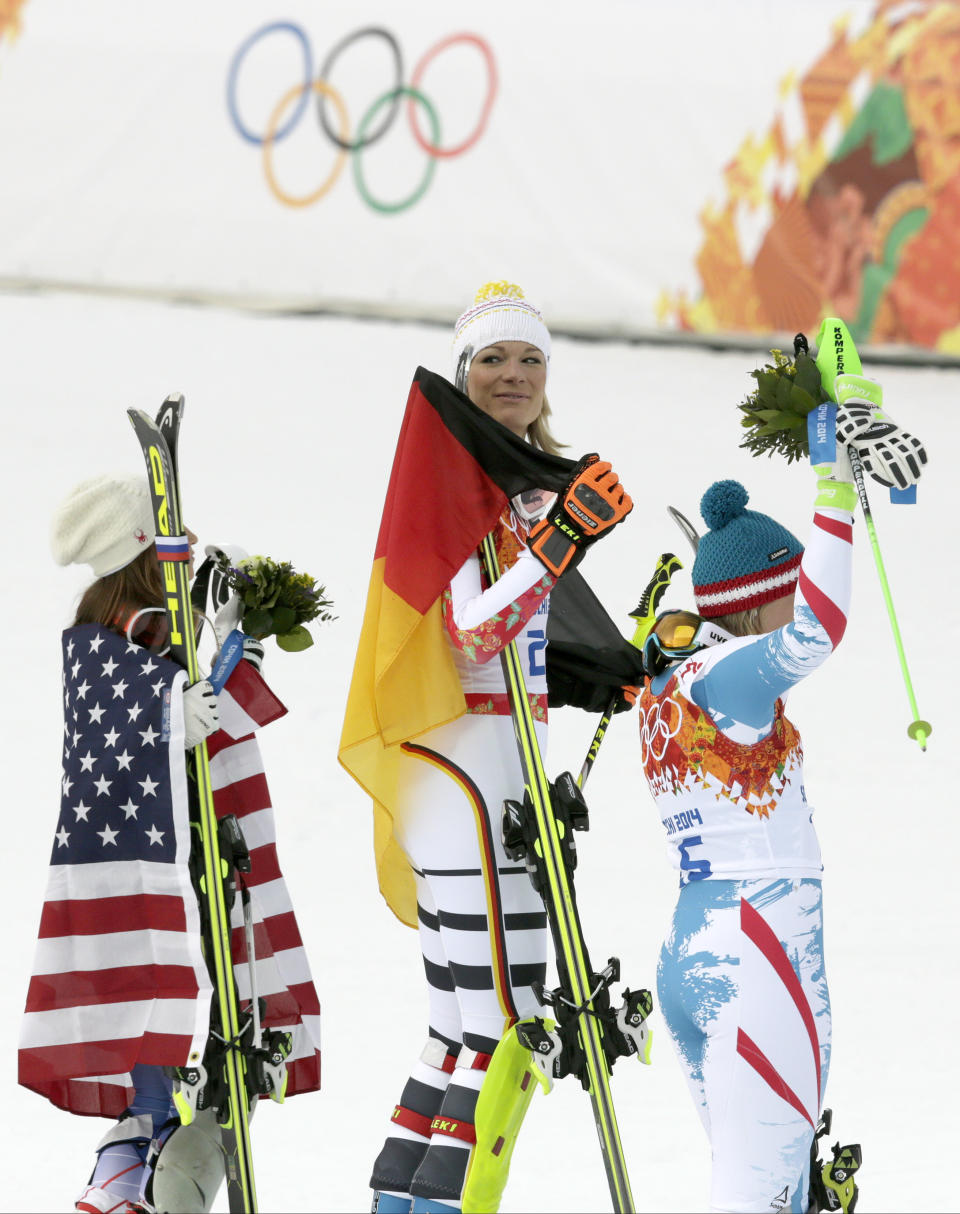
[637,392,924,1213]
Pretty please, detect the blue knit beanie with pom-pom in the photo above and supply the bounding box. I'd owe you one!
[691,480,803,618]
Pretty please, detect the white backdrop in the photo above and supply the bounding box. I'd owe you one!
[0,0,880,333]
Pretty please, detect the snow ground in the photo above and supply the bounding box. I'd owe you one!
[2,288,956,1213]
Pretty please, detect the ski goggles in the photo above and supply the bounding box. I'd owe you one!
[122,607,207,656]
[642,610,727,677]
[512,487,557,524]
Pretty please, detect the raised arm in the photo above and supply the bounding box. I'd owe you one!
[688,413,857,739]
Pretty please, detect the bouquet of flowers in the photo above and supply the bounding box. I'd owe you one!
[212,554,335,652]
[738,339,829,464]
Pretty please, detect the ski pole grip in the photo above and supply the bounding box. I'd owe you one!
[629,553,682,649]
[647,554,682,617]
[209,629,245,693]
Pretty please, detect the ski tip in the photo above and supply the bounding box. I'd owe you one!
[667,506,700,554]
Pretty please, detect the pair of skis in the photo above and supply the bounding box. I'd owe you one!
[479,534,652,1214]
[129,398,280,1213]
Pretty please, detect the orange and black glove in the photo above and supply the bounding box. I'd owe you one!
[528,454,633,577]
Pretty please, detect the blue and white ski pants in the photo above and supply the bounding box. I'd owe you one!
[658,878,831,1213]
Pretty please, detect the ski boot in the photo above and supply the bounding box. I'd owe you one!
[76,1114,155,1213]
[76,1195,143,1214]
[371,1193,413,1213]
[810,1108,862,1212]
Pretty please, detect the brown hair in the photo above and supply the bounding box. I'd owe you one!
[73,547,165,633]
[712,606,764,638]
[526,395,567,455]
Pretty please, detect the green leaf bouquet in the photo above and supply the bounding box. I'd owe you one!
[213,554,336,652]
[739,342,829,464]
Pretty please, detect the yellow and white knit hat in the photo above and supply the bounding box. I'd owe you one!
[451,282,551,387]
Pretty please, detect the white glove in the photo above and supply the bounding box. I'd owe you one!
[205,543,249,646]
[834,374,927,490]
[214,594,243,643]
[183,679,220,749]
[242,636,265,672]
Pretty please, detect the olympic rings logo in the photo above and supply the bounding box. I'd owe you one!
[638,699,683,767]
[227,23,498,214]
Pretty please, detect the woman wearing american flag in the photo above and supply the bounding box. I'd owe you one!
[19,473,322,1213]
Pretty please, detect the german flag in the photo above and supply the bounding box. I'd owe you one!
[338,368,574,926]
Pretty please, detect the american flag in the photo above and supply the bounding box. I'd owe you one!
[20,624,321,1117]
[210,660,322,1098]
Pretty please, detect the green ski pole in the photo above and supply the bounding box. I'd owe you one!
[847,445,931,751]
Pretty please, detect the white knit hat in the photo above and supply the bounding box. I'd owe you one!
[451,281,551,387]
[51,475,156,577]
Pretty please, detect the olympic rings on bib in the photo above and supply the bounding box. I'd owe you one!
[639,699,683,766]
[227,22,498,215]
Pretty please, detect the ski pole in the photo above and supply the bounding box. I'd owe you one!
[577,703,616,789]
[577,553,682,789]
[847,446,931,751]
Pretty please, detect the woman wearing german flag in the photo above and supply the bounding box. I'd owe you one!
[339,283,633,1213]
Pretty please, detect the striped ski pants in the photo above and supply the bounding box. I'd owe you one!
[370,714,549,1207]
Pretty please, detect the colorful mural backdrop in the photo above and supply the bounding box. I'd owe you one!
[665,0,960,353]
[2,2,958,354]
[0,0,27,45]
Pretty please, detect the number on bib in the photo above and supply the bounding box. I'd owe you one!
[678,835,712,883]
[528,629,547,677]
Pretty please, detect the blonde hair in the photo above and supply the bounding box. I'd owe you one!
[526,395,566,455]
[712,606,764,637]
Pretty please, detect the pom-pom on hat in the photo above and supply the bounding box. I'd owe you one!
[692,480,803,618]
[51,475,156,578]
[451,281,551,388]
